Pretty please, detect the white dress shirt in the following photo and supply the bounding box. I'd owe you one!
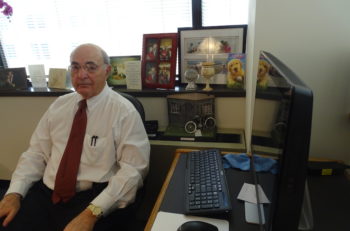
[6,84,150,215]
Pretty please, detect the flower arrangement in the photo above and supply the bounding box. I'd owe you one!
[0,0,13,18]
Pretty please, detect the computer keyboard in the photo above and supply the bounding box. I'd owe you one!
[184,149,232,215]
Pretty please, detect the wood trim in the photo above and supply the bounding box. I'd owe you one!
[144,152,181,231]
[144,148,202,230]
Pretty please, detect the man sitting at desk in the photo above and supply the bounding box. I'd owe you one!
[0,43,150,231]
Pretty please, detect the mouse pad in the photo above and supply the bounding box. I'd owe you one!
[151,211,229,231]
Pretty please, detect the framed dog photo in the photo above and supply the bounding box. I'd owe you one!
[178,25,247,85]
[141,33,177,89]
[226,53,245,89]
[107,56,141,87]
[0,67,28,90]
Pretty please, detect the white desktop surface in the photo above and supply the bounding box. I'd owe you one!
[151,211,229,231]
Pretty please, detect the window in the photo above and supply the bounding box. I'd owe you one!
[170,102,180,114]
[202,103,213,115]
[202,0,249,27]
[0,0,249,73]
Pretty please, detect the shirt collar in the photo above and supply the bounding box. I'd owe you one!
[75,83,109,111]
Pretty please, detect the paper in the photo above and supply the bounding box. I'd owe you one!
[151,211,229,231]
[125,61,142,90]
[28,64,47,88]
[65,71,73,89]
[30,76,47,88]
[245,201,265,224]
[48,68,67,89]
[237,183,270,204]
[195,129,202,137]
[28,64,45,77]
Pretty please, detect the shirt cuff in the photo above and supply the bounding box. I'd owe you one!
[5,181,32,198]
[90,190,128,216]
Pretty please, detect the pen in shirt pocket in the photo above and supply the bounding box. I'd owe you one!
[90,135,98,146]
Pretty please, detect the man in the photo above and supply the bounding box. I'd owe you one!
[0,43,150,231]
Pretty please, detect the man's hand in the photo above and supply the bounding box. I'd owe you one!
[63,208,98,231]
[0,193,21,227]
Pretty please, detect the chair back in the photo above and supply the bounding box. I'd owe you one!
[118,91,145,123]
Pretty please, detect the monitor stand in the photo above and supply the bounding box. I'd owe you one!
[244,201,265,224]
[298,180,314,230]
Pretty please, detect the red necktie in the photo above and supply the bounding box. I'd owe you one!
[52,99,87,203]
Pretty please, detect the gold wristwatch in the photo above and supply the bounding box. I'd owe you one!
[87,204,103,218]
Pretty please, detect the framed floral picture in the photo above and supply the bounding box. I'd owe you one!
[141,33,177,89]
[107,55,141,87]
[178,25,247,85]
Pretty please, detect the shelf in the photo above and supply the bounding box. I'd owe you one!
[150,139,245,152]
[149,129,246,152]
[114,85,245,97]
[0,88,73,97]
[0,85,245,98]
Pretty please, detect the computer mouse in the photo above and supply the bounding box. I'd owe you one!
[177,220,219,231]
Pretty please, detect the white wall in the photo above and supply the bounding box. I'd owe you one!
[245,0,257,154]
[248,0,350,163]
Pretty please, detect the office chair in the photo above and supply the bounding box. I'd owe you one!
[118,91,145,123]
[114,91,148,230]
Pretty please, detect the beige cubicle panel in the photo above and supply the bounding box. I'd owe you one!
[0,97,57,179]
[0,95,248,180]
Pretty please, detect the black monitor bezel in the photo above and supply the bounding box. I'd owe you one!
[252,51,313,231]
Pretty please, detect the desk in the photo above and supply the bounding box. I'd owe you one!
[145,149,350,231]
[145,149,262,231]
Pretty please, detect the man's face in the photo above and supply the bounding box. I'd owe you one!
[70,45,111,99]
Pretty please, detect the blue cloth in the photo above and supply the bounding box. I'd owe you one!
[253,155,278,174]
[222,153,278,174]
[222,153,250,170]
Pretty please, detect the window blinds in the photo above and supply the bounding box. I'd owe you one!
[0,0,192,72]
[0,0,248,72]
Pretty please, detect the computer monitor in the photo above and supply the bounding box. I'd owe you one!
[251,51,313,230]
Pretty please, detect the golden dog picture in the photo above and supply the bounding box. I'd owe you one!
[226,53,245,88]
[257,59,271,89]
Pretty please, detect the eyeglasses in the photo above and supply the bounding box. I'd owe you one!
[68,63,102,74]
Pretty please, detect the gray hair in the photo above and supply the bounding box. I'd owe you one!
[101,48,110,65]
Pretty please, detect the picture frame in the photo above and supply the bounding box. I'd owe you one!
[107,55,141,87]
[0,67,27,90]
[178,25,247,85]
[141,33,177,89]
[48,68,67,89]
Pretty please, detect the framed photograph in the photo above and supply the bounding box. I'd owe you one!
[0,67,27,90]
[178,25,247,85]
[107,56,141,87]
[48,68,67,89]
[141,33,177,89]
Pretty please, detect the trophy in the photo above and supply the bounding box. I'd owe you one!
[200,62,216,91]
[196,62,223,91]
[196,36,222,91]
[184,68,199,90]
